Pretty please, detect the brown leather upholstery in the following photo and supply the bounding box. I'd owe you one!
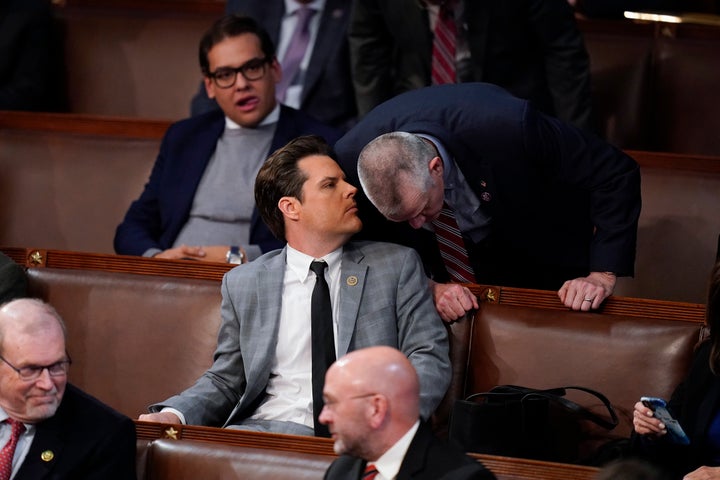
[57,6,220,120]
[579,18,720,155]
[133,425,601,480]
[653,31,720,155]
[461,301,704,457]
[582,28,654,149]
[144,439,334,480]
[26,267,222,418]
[0,127,157,253]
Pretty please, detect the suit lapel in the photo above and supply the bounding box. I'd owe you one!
[16,406,68,479]
[336,243,367,357]
[303,0,349,104]
[396,423,432,480]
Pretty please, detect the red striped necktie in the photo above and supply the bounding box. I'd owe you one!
[0,419,25,480]
[431,1,457,85]
[432,202,476,283]
[363,463,379,479]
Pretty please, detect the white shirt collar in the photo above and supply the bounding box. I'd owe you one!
[284,0,326,16]
[372,420,421,480]
[285,244,343,283]
[225,104,280,130]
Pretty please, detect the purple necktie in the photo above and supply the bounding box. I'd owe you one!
[276,6,316,102]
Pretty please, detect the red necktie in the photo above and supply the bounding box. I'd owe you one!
[431,1,457,85]
[432,203,476,283]
[363,463,379,479]
[0,419,25,480]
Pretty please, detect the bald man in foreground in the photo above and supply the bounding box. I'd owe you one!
[321,346,495,480]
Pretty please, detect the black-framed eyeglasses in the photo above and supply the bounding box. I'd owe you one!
[208,57,270,89]
[0,353,72,381]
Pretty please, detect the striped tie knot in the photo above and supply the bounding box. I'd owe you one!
[363,463,379,479]
[432,202,476,283]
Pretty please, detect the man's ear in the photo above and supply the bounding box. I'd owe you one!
[203,76,216,100]
[270,56,282,85]
[367,394,389,430]
[428,156,444,176]
[278,196,300,220]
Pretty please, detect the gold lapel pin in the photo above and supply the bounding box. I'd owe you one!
[346,276,358,286]
[41,450,54,462]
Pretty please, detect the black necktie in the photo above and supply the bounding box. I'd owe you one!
[310,260,335,437]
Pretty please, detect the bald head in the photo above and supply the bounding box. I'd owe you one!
[0,299,66,355]
[332,346,420,419]
[320,346,420,459]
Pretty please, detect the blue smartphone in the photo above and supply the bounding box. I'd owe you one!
[641,396,690,445]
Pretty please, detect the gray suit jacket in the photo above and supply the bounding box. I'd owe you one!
[151,241,450,425]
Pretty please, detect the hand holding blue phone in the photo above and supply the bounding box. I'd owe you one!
[640,396,690,445]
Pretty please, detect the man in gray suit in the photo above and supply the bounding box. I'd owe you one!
[139,135,450,436]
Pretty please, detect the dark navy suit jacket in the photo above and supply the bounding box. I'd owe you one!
[335,83,641,290]
[192,0,356,130]
[324,422,496,480]
[15,384,136,480]
[114,105,341,256]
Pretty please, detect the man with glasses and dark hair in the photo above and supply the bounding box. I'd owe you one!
[115,14,341,264]
[191,0,356,131]
[0,298,136,479]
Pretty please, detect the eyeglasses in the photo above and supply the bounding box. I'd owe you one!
[323,392,378,410]
[207,57,270,89]
[0,353,72,381]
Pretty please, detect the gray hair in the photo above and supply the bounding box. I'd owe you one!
[357,132,435,218]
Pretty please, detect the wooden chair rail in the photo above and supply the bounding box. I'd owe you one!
[1,247,232,282]
[628,149,720,174]
[59,0,225,16]
[135,421,600,480]
[1,247,707,320]
[467,284,706,323]
[0,111,171,139]
[2,111,720,171]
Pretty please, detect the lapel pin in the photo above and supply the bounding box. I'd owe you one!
[346,276,358,286]
[41,450,54,462]
[480,180,487,187]
[481,192,492,202]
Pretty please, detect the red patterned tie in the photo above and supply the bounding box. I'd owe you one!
[431,1,457,85]
[363,463,379,479]
[0,419,25,480]
[432,203,476,283]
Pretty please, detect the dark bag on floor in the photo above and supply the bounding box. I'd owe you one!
[448,385,619,464]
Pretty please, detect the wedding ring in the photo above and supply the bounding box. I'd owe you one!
[583,298,593,302]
